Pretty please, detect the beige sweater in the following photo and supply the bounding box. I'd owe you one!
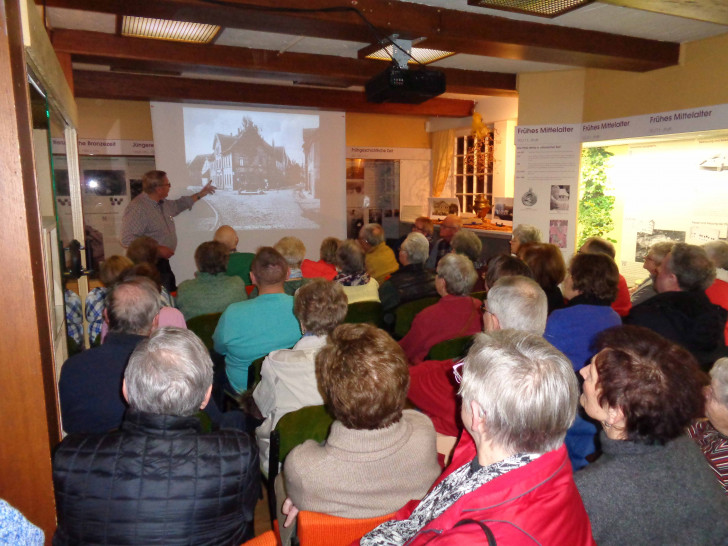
[283,410,440,518]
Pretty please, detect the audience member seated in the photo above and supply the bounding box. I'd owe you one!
[213,247,302,393]
[359,223,399,284]
[625,242,727,370]
[176,241,246,321]
[399,253,482,364]
[126,235,173,306]
[451,229,485,290]
[426,214,462,269]
[518,242,566,314]
[361,330,595,546]
[59,277,161,435]
[275,236,309,294]
[482,253,533,291]
[282,323,439,524]
[412,216,434,249]
[85,255,133,346]
[253,279,348,474]
[545,253,621,372]
[630,241,673,305]
[704,240,728,343]
[579,237,631,317]
[688,356,728,494]
[575,325,728,545]
[379,232,437,328]
[214,224,253,285]
[301,237,340,281]
[53,328,259,545]
[509,223,541,255]
[408,276,547,437]
[64,287,83,349]
[99,263,186,344]
[334,239,380,304]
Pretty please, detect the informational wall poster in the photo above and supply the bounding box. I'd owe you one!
[514,124,581,257]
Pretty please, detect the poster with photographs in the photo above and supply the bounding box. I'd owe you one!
[549,220,569,248]
[348,208,365,239]
[634,229,686,262]
[550,185,570,211]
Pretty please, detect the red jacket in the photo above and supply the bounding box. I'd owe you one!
[301,259,337,281]
[706,278,728,343]
[612,274,632,317]
[362,445,595,546]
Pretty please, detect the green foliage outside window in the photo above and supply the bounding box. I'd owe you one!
[578,147,616,248]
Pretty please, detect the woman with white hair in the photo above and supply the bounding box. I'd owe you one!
[689,356,728,494]
[399,253,482,363]
[334,239,380,304]
[361,330,595,545]
[509,224,541,255]
[379,232,438,323]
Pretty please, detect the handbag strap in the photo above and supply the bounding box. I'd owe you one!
[453,518,497,546]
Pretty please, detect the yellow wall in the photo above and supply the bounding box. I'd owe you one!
[76,99,153,140]
[583,33,728,122]
[345,112,430,148]
[517,70,586,125]
[75,101,432,149]
[517,32,728,125]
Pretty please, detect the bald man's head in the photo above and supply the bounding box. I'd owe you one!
[214,225,238,251]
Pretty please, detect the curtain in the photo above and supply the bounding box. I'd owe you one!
[431,129,455,197]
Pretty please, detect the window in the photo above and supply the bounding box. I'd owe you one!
[453,132,493,213]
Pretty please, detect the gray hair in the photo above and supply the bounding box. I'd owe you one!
[360,223,385,247]
[512,224,541,245]
[437,253,477,296]
[459,329,577,454]
[275,236,306,269]
[107,277,161,335]
[451,230,483,263]
[400,232,430,265]
[666,243,716,291]
[141,170,167,194]
[710,357,728,406]
[703,240,728,270]
[125,328,213,417]
[487,276,547,334]
[336,239,366,276]
[649,241,675,265]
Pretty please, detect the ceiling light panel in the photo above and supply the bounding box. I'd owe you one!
[467,0,594,18]
[122,16,219,43]
[366,45,454,65]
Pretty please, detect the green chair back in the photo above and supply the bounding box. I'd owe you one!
[344,301,384,328]
[186,312,222,351]
[393,296,439,339]
[247,355,266,390]
[427,335,475,361]
[266,404,334,524]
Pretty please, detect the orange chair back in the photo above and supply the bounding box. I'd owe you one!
[242,529,279,545]
[296,510,395,546]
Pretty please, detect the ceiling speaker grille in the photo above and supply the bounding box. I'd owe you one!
[467,0,594,18]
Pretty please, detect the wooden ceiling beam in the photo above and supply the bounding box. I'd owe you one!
[52,29,517,96]
[42,0,681,71]
[71,69,476,117]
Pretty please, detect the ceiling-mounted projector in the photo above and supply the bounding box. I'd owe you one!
[365,65,446,104]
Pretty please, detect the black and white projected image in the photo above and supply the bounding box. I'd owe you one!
[635,229,686,261]
[184,108,321,230]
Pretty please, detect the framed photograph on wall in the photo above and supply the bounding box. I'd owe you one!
[429,197,460,219]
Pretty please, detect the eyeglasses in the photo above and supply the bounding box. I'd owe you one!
[481,301,493,316]
[160,183,171,188]
[452,360,464,384]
